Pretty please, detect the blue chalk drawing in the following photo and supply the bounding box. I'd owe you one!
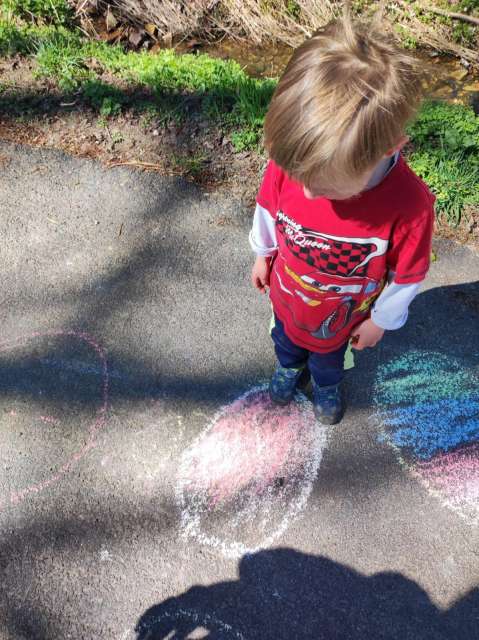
[378,397,479,459]
[374,349,479,525]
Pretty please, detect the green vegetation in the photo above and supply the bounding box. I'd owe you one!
[407,102,479,225]
[0,21,57,55]
[452,21,476,47]
[408,101,479,152]
[394,24,418,50]
[83,80,126,116]
[1,0,73,25]
[0,19,275,148]
[409,149,479,225]
[286,1,301,19]
[0,14,478,226]
[445,0,479,12]
[171,152,208,177]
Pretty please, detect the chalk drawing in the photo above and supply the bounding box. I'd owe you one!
[39,415,60,426]
[39,356,128,381]
[0,330,109,510]
[120,608,246,640]
[176,385,328,558]
[374,351,479,525]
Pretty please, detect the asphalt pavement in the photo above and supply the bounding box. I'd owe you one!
[0,141,478,640]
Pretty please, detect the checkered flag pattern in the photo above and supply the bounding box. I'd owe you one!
[277,219,374,277]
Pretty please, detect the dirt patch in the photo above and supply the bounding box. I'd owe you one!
[1,54,479,253]
[0,55,264,206]
[434,206,479,255]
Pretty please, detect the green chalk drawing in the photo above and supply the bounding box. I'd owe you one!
[375,352,472,406]
[344,342,355,370]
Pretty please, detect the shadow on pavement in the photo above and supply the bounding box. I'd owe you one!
[347,277,479,410]
[0,278,477,411]
[135,548,478,640]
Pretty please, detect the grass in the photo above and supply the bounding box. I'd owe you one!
[171,152,208,177]
[0,21,59,55]
[0,18,478,225]
[407,102,479,225]
[409,149,479,225]
[0,20,276,148]
[1,0,73,25]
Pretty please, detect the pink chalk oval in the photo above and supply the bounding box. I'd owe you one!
[176,386,327,558]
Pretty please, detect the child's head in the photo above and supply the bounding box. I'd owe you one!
[264,11,423,200]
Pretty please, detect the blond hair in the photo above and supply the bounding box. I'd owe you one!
[264,11,423,190]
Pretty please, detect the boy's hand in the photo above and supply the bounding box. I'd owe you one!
[251,256,271,294]
[351,318,385,350]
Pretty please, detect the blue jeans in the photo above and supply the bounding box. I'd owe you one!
[271,315,347,387]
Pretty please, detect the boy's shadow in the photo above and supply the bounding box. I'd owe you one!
[135,548,478,639]
[347,276,479,409]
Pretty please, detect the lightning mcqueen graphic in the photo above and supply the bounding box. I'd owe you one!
[272,223,389,340]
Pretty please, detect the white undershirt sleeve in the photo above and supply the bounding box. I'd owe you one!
[371,279,422,330]
[249,204,278,257]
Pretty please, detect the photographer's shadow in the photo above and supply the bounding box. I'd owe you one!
[135,276,479,639]
[135,548,478,639]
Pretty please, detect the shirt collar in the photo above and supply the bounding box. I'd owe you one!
[365,151,400,191]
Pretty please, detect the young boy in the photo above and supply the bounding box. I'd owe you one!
[250,14,435,425]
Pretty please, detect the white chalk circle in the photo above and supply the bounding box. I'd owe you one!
[122,608,246,640]
[176,386,327,558]
[0,330,108,510]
